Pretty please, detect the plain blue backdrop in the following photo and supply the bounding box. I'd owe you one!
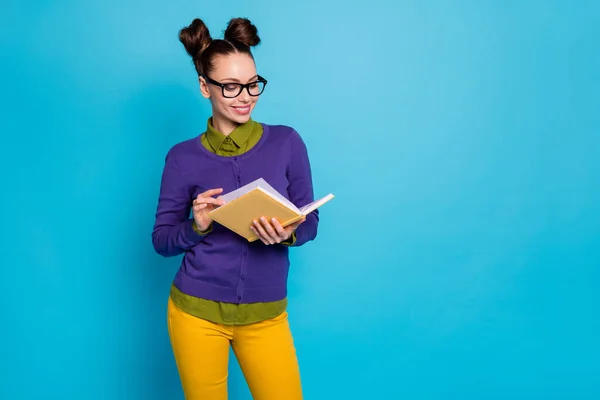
[1,0,599,399]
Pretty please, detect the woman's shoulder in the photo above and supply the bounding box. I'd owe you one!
[164,135,203,160]
[259,122,305,143]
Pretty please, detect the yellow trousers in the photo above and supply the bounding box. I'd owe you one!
[167,297,303,400]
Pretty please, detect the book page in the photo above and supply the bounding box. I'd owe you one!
[220,178,267,203]
[299,193,335,215]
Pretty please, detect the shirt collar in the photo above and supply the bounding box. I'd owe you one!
[205,117,256,151]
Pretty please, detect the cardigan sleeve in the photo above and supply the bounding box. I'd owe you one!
[285,129,319,247]
[152,150,208,257]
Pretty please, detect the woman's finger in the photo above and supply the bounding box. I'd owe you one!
[251,226,269,245]
[200,188,223,198]
[287,217,306,231]
[215,196,226,206]
[253,219,274,244]
[270,218,288,238]
[194,196,219,205]
[259,217,281,243]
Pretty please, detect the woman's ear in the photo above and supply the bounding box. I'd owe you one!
[199,76,210,99]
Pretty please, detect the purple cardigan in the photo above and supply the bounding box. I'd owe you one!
[151,124,319,303]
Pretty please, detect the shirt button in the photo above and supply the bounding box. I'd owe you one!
[237,296,242,300]
[241,275,245,280]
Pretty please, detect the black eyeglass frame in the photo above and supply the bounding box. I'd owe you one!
[200,74,268,98]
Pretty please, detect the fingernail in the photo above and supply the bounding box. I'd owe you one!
[261,217,266,222]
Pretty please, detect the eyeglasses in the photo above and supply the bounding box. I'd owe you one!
[201,74,268,98]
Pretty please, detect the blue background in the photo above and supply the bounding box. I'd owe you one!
[2,0,599,399]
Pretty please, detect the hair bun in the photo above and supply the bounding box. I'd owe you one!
[223,18,260,47]
[179,18,213,59]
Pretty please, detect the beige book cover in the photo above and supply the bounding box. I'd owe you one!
[208,178,334,242]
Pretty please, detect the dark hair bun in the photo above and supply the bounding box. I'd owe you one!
[223,18,260,47]
[179,18,212,59]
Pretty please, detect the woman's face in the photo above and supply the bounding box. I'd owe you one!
[200,52,261,130]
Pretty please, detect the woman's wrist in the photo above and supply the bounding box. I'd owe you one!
[193,220,212,235]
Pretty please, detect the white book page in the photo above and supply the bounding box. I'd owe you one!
[299,193,335,215]
[220,178,266,203]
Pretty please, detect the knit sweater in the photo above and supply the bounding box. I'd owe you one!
[152,120,319,306]
[170,118,290,325]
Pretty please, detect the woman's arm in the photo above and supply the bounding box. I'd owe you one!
[284,129,319,247]
[151,151,208,257]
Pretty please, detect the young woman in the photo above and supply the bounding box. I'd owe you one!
[151,17,320,400]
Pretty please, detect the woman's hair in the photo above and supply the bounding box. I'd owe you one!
[178,17,261,77]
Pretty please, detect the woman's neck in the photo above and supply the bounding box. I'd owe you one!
[212,116,240,136]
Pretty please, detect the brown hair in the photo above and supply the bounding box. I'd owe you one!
[178,17,261,77]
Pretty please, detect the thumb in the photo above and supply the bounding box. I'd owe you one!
[293,217,306,228]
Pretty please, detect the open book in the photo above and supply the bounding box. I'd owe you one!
[208,178,334,242]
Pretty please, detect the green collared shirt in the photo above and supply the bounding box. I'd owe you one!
[202,116,262,156]
[170,117,290,325]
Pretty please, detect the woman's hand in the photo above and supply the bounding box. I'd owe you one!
[251,216,305,245]
[192,188,226,232]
